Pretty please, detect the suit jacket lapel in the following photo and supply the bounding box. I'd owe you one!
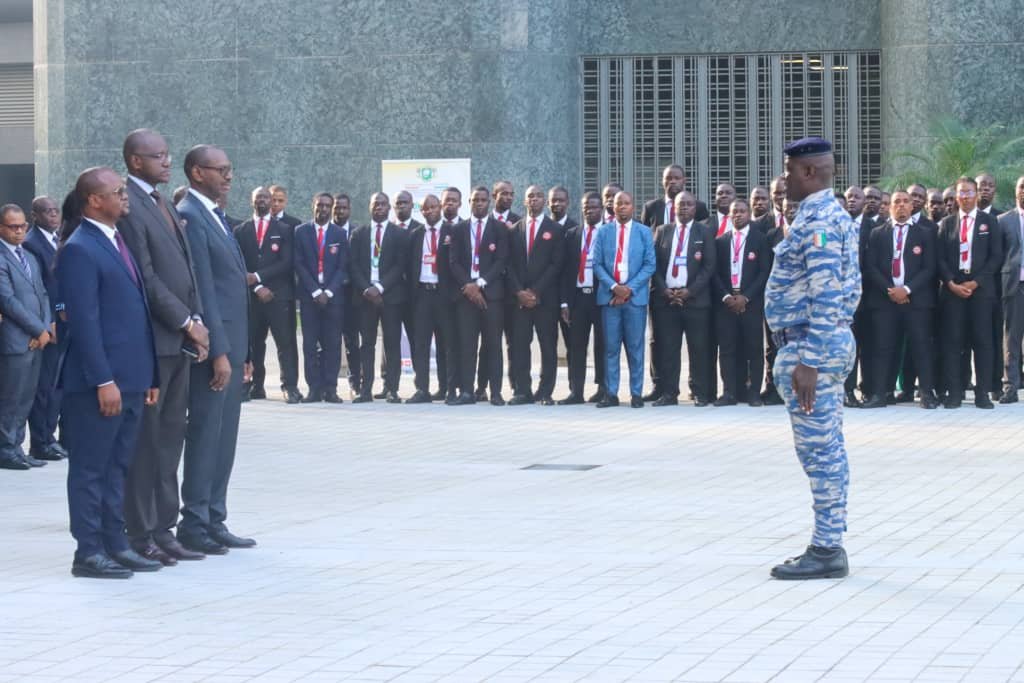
[1,244,32,284]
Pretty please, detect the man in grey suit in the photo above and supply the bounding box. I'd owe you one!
[0,204,52,470]
[999,176,1024,403]
[118,129,211,564]
[176,145,254,555]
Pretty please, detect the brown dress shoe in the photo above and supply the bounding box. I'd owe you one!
[131,541,178,567]
[156,536,206,561]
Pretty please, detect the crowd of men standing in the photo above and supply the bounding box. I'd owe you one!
[1,126,1022,576]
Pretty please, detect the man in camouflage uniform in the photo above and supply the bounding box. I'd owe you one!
[765,137,860,580]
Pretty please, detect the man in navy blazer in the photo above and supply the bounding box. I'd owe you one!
[177,145,255,554]
[57,167,160,578]
[592,191,656,408]
[295,192,348,403]
[23,195,67,462]
[0,204,52,470]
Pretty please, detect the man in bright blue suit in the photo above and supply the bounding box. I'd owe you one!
[57,167,161,578]
[592,191,656,408]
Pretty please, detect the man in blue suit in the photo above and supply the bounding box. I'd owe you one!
[177,145,255,554]
[57,167,161,578]
[23,196,67,462]
[295,192,348,403]
[0,204,52,470]
[592,191,656,408]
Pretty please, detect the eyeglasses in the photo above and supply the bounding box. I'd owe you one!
[956,190,977,197]
[38,207,60,214]
[95,185,128,198]
[199,164,233,177]
[137,151,172,162]
[0,222,29,231]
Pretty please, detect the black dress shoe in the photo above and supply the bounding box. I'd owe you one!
[370,390,385,399]
[1000,390,1018,404]
[748,397,764,407]
[761,386,784,405]
[596,395,620,408]
[630,395,643,408]
[713,394,737,407]
[490,394,506,406]
[975,396,995,409]
[652,396,678,407]
[155,536,205,561]
[455,393,476,405]
[112,548,162,572]
[131,541,178,567]
[587,389,606,403]
[323,390,343,403]
[302,390,323,403]
[385,391,402,404]
[474,388,489,402]
[209,528,257,548]
[22,452,47,467]
[920,395,939,409]
[508,394,534,406]
[445,392,459,405]
[178,534,228,555]
[0,451,30,470]
[693,396,710,407]
[771,545,849,580]
[50,442,69,458]
[72,553,133,579]
[351,393,373,404]
[284,388,303,404]
[860,394,887,409]
[641,389,663,402]
[843,390,862,408]
[406,390,431,404]
[31,444,65,461]
[943,397,962,409]
[249,387,267,400]
[894,390,915,403]
[991,391,1002,403]
[558,394,584,405]
[536,396,555,406]
[431,390,446,401]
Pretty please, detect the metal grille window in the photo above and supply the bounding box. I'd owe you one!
[0,64,33,127]
[580,51,882,207]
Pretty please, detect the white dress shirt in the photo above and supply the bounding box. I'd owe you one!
[469,216,486,283]
[370,222,386,291]
[419,222,441,284]
[612,221,632,283]
[188,188,229,235]
[578,223,598,289]
[716,211,734,237]
[664,220,692,288]
[725,226,748,297]
[958,208,977,272]
[891,222,909,289]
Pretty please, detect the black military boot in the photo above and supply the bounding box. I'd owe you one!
[770,545,849,580]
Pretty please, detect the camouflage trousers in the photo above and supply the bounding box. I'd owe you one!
[774,327,856,548]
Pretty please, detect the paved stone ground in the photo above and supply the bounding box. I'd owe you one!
[5,347,1024,682]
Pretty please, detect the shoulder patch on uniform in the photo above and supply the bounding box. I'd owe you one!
[812,230,827,248]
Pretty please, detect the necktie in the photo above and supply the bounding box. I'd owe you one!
[669,202,675,224]
[374,223,383,260]
[777,213,783,228]
[212,207,233,236]
[528,218,536,256]
[960,215,969,266]
[613,223,626,283]
[578,225,594,283]
[474,220,483,274]
[14,245,31,278]
[672,225,686,278]
[429,226,438,274]
[399,222,406,230]
[1019,214,1024,281]
[718,215,728,237]
[256,217,266,247]
[150,189,180,237]
[113,230,140,287]
[892,224,905,278]
[317,226,325,276]
[731,232,742,288]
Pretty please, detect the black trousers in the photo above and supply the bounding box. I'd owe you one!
[872,304,934,395]
[341,285,361,392]
[380,301,416,385]
[28,342,61,449]
[299,296,344,395]
[411,286,453,395]
[567,292,605,396]
[356,299,403,395]
[125,353,190,542]
[458,297,504,396]
[942,293,995,396]
[511,304,559,398]
[993,279,1005,392]
[648,301,660,392]
[763,318,778,390]
[845,306,874,395]
[655,304,712,400]
[249,293,299,392]
[715,304,764,400]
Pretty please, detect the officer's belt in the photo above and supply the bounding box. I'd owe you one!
[772,325,809,348]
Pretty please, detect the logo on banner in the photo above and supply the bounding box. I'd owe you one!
[417,167,436,182]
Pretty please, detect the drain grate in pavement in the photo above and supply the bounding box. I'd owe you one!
[521,464,601,471]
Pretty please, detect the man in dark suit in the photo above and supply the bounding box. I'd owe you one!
[937,176,1003,409]
[712,199,771,405]
[295,193,348,403]
[999,177,1024,403]
[406,194,453,403]
[977,173,1006,402]
[332,193,360,397]
[602,182,622,224]
[641,164,710,228]
[559,192,607,404]
[842,185,881,406]
[58,167,161,578]
[492,180,520,226]
[507,185,564,405]
[349,192,409,403]
[477,182,520,402]
[118,129,210,565]
[0,204,52,470]
[711,183,738,238]
[650,191,713,406]
[748,186,772,234]
[450,186,509,405]
[548,185,576,375]
[861,191,939,409]
[235,186,301,403]
[177,145,256,554]
[23,195,66,462]
[380,190,421,396]
[269,184,301,230]
[440,187,465,401]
